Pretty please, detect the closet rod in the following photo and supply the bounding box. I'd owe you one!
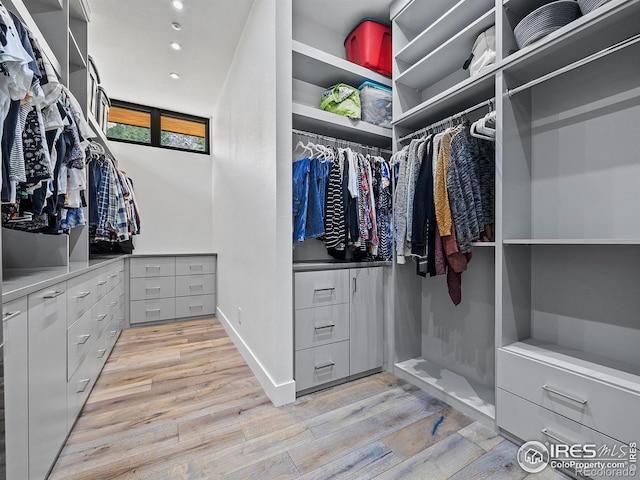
[292,129,392,155]
[508,33,640,97]
[398,97,495,143]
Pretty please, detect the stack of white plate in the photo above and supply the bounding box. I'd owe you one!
[514,0,581,49]
[577,0,611,14]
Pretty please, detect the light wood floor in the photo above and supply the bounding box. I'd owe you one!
[49,318,568,479]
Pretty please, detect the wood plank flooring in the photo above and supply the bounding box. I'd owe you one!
[49,318,569,479]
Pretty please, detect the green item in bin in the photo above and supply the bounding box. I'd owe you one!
[320,83,361,120]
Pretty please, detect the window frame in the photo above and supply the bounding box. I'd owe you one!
[107,100,210,155]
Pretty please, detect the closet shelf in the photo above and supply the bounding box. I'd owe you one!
[393,68,496,133]
[292,40,391,90]
[395,357,496,424]
[393,0,465,42]
[21,0,63,14]
[472,242,495,247]
[88,114,117,160]
[395,0,493,68]
[69,0,90,22]
[395,9,495,91]
[293,102,392,148]
[501,0,640,87]
[68,29,86,71]
[503,239,640,245]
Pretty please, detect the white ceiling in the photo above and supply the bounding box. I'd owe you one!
[88,0,255,118]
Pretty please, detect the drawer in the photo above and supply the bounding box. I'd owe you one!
[67,309,98,381]
[295,340,350,392]
[130,276,175,300]
[91,294,111,335]
[130,298,176,324]
[498,389,625,478]
[130,257,176,278]
[175,256,216,276]
[106,265,121,291]
[294,270,350,310]
[103,318,121,352]
[94,331,111,371]
[295,303,350,351]
[67,353,97,431]
[94,267,110,300]
[498,348,640,444]
[175,274,215,297]
[175,294,216,318]
[67,273,95,323]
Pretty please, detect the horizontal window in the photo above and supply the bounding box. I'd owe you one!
[107,100,209,154]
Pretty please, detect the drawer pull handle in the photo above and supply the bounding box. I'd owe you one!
[109,273,118,278]
[189,304,203,310]
[43,290,64,299]
[542,385,587,405]
[314,324,336,331]
[541,428,572,445]
[190,284,204,290]
[189,264,203,270]
[3,310,21,321]
[146,265,161,270]
[110,330,117,337]
[314,287,335,293]
[146,309,161,314]
[77,291,91,298]
[146,286,161,291]
[109,301,118,307]
[77,378,91,393]
[77,334,92,345]
[97,348,107,359]
[97,280,107,286]
[314,362,335,370]
[96,314,107,321]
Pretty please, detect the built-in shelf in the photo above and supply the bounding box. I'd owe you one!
[293,102,392,148]
[472,241,496,247]
[395,357,496,425]
[22,0,63,14]
[88,113,117,160]
[504,239,640,245]
[396,9,495,91]
[395,0,493,69]
[68,29,86,71]
[393,0,464,42]
[502,0,640,86]
[292,40,391,90]
[393,67,496,133]
[68,0,89,21]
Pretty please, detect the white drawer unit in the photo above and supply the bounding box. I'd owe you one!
[130,276,176,300]
[130,298,176,324]
[66,274,95,323]
[294,340,350,392]
[175,255,216,276]
[175,294,216,318]
[175,274,215,297]
[498,344,640,445]
[130,257,176,278]
[294,269,350,309]
[67,309,97,381]
[295,303,350,350]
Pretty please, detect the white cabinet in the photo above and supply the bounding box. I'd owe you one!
[27,283,68,480]
[294,266,384,394]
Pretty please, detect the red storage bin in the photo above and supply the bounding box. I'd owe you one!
[344,18,392,78]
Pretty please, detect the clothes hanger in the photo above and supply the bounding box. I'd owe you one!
[293,140,314,161]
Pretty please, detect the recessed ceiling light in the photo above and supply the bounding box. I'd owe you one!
[171,22,182,31]
[170,42,181,50]
[172,0,183,10]
[169,73,180,79]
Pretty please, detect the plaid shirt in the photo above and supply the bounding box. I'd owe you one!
[96,157,130,242]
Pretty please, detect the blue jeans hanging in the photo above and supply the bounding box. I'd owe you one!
[305,158,330,239]
[292,157,310,243]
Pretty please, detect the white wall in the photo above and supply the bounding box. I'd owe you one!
[111,142,213,254]
[211,0,294,406]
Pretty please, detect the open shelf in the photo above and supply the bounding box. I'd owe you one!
[396,9,495,91]
[293,102,392,148]
[292,40,391,90]
[68,0,90,21]
[393,0,467,44]
[68,29,86,71]
[395,0,493,69]
[22,0,62,14]
[395,357,496,424]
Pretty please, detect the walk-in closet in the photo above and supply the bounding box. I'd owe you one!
[0,0,638,478]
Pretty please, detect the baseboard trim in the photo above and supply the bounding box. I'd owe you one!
[216,306,296,406]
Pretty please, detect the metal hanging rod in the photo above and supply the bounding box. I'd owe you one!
[509,32,640,97]
[398,97,495,143]
[292,129,392,155]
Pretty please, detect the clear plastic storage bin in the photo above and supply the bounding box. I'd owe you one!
[358,81,392,128]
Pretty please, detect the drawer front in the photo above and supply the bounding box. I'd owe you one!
[175,274,215,297]
[175,294,216,318]
[67,354,97,431]
[106,265,122,291]
[295,303,350,351]
[130,276,175,301]
[94,267,110,300]
[498,389,625,480]
[94,331,111,371]
[295,340,350,392]
[67,273,95,323]
[67,309,97,381]
[498,348,640,444]
[130,298,176,324]
[104,318,121,352]
[91,294,111,335]
[294,270,350,310]
[130,257,176,278]
[175,256,216,276]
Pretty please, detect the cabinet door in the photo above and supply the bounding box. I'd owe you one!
[349,268,384,376]
[28,283,68,480]
[3,298,29,480]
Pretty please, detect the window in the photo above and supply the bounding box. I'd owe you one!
[107,100,209,154]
